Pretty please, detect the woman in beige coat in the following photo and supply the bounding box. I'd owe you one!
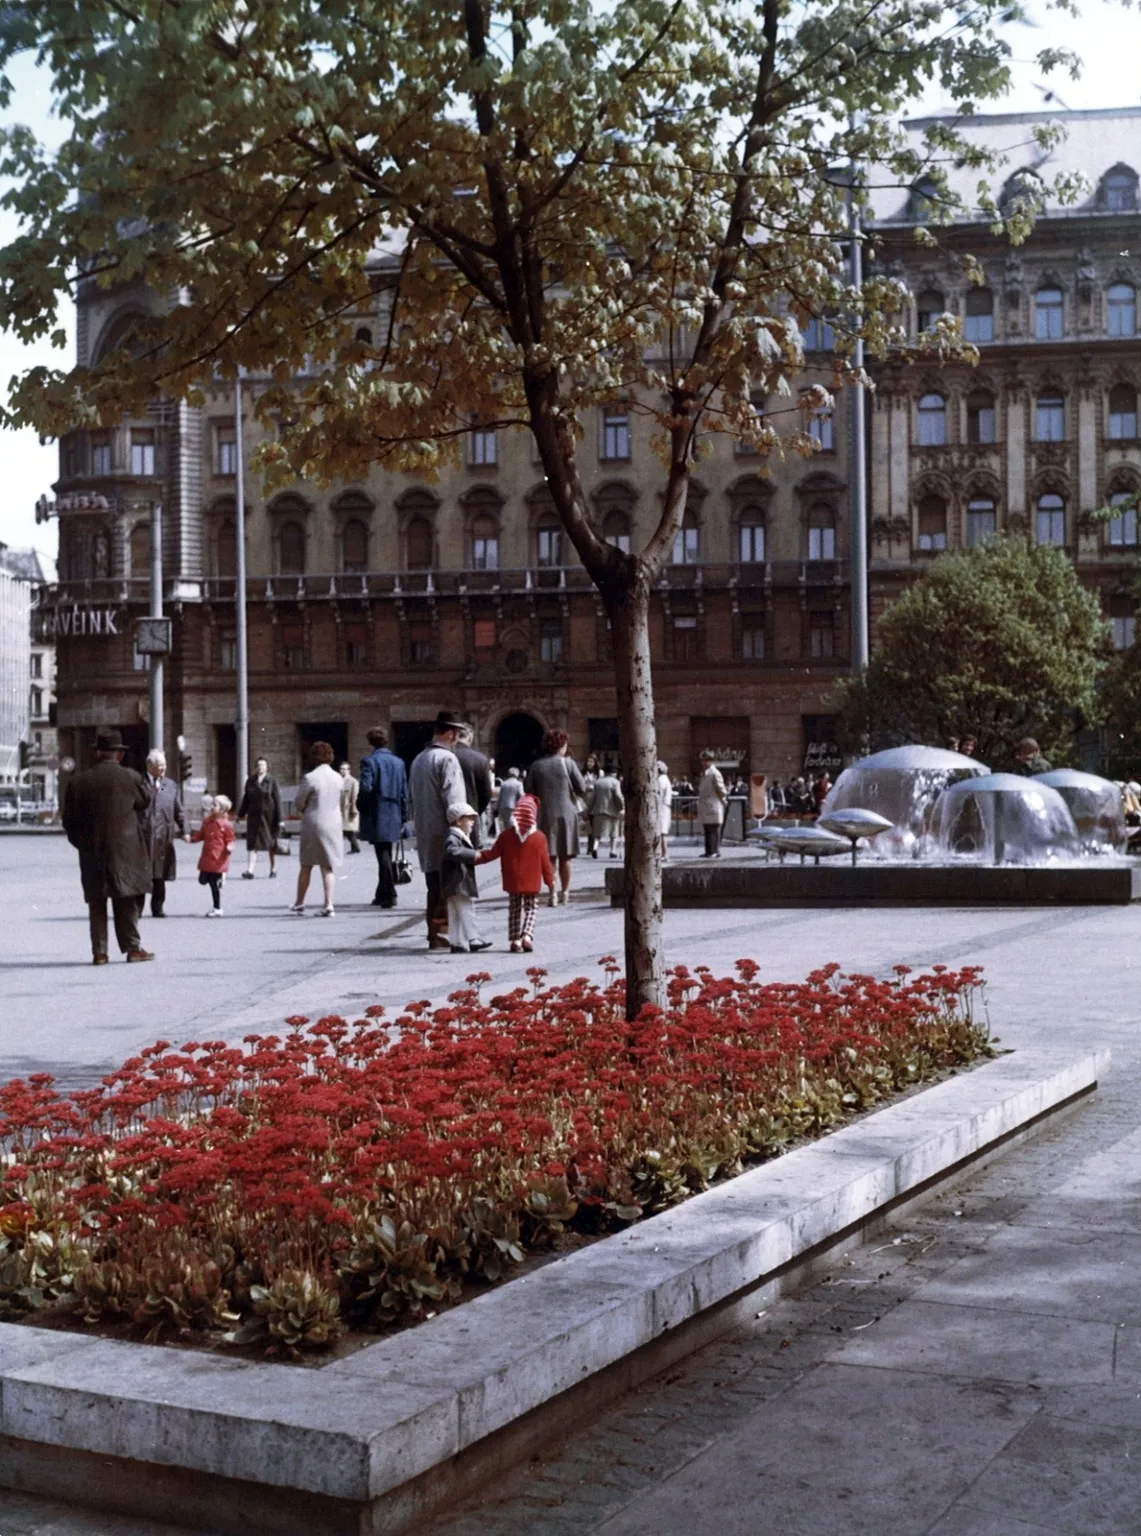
[292,742,344,916]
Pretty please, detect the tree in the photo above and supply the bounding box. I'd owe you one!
[834,538,1108,770]
[0,0,1083,1014]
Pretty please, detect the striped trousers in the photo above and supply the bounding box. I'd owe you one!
[508,893,538,943]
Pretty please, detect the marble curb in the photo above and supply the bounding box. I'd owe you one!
[0,1046,1107,1511]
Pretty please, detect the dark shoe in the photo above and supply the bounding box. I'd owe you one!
[126,949,155,963]
[469,939,493,952]
[449,944,468,954]
[241,871,255,880]
[379,901,396,909]
[92,954,109,966]
[429,939,452,952]
[268,870,278,879]
[151,909,166,918]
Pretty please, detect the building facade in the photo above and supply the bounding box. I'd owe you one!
[37,106,1141,793]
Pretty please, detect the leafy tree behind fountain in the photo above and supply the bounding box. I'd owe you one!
[836,539,1108,772]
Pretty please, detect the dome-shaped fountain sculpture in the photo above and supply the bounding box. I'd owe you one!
[928,773,1080,865]
[1033,769,1128,854]
[820,746,990,856]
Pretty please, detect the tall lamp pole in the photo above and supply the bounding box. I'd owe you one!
[234,371,249,802]
[848,166,870,673]
[148,498,164,753]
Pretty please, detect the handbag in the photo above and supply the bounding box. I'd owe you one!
[393,838,414,885]
[563,756,587,815]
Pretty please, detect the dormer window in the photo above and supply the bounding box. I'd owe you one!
[1101,166,1139,212]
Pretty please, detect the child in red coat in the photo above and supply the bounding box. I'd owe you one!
[477,794,555,952]
[190,795,236,916]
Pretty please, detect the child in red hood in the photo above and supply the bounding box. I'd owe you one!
[477,794,555,952]
[190,795,236,916]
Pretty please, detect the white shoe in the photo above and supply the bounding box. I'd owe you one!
[206,907,223,918]
[290,904,305,914]
[558,890,569,905]
[321,906,335,917]
[547,891,558,908]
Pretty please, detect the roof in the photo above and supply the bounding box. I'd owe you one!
[0,547,46,583]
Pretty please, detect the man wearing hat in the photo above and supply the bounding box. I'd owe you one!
[408,710,468,950]
[61,728,155,964]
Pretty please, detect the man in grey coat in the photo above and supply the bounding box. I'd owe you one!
[408,710,467,950]
[454,725,494,848]
[143,748,186,917]
[62,727,155,964]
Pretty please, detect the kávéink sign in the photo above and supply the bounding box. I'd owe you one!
[40,605,122,638]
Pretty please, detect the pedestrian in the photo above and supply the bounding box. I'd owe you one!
[291,741,344,916]
[959,734,978,759]
[812,771,831,813]
[496,766,524,831]
[697,750,728,858]
[525,729,587,906]
[440,802,492,954]
[238,757,282,879]
[339,762,361,854]
[408,710,468,950]
[190,795,236,916]
[656,760,674,861]
[358,726,408,908]
[582,752,601,856]
[62,727,154,965]
[588,765,625,858]
[455,725,494,848]
[143,747,186,918]
[478,793,555,951]
[1013,736,1052,775]
[769,778,787,814]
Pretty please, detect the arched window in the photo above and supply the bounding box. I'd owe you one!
[738,505,766,564]
[1108,490,1139,548]
[1109,384,1139,441]
[1035,391,1065,442]
[1036,492,1065,547]
[341,518,369,573]
[603,508,631,552]
[966,497,996,547]
[216,520,237,579]
[1101,167,1139,211]
[355,326,372,344]
[405,516,434,570]
[1000,169,1043,215]
[917,495,947,552]
[471,512,499,570]
[278,520,306,576]
[917,392,947,446]
[916,289,944,333]
[967,390,997,445]
[536,518,563,568]
[807,504,836,561]
[1035,287,1064,340]
[672,510,700,565]
[964,289,994,343]
[129,521,150,578]
[1108,283,1136,338]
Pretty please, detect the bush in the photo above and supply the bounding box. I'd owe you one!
[0,960,991,1354]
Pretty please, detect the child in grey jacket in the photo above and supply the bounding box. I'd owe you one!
[440,803,492,954]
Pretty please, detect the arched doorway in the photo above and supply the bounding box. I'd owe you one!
[494,712,545,774]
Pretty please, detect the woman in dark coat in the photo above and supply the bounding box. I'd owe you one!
[525,729,586,907]
[238,757,282,878]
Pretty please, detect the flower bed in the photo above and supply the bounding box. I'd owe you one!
[0,960,990,1355]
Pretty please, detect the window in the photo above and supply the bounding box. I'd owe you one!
[672,615,698,661]
[539,619,564,663]
[30,687,42,718]
[966,497,997,547]
[806,402,834,450]
[967,391,997,445]
[216,520,237,579]
[738,510,766,563]
[1112,612,1136,651]
[917,495,947,552]
[1035,392,1065,442]
[281,624,306,669]
[964,289,994,343]
[916,289,945,333]
[1108,491,1139,547]
[917,393,947,446]
[1036,492,1066,547]
[29,653,42,679]
[1108,283,1136,338]
[90,437,112,476]
[807,506,836,561]
[1001,169,1043,215]
[600,407,631,461]
[278,520,306,575]
[603,508,631,553]
[405,516,434,570]
[355,326,373,344]
[809,613,835,659]
[672,513,700,564]
[130,431,155,476]
[468,422,498,466]
[536,522,563,567]
[219,631,236,670]
[736,393,766,454]
[1103,167,1139,211]
[217,428,237,476]
[341,518,369,574]
[471,513,499,570]
[802,316,835,351]
[129,521,150,578]
[409,622,433,665]
[741,616,765,659]
[1035,287,1064,340]
[473,617,497,656]
[1109,384,1138,440]
[344,623,368,667]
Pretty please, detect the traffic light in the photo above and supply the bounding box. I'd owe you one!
[178,748,192,783]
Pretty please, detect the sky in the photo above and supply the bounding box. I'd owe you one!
[1,2,1140,566]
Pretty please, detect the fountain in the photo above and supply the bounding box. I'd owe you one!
[928,774,1080,865]
[1033,769,1128,855]
[820,746,989,857]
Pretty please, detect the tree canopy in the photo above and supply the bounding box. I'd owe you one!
[835,538,1109,769]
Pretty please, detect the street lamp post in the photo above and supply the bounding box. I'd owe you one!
[234,372,249,802]
[848,168,870,674]
[148,499,164,754]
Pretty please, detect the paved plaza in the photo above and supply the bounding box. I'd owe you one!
[1,833,1140,1532]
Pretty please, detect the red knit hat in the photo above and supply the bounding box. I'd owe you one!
[513,794,539,832]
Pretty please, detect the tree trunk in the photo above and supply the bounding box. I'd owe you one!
[604,574,664,1019]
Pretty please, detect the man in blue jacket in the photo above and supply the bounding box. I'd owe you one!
[358,727,409,908]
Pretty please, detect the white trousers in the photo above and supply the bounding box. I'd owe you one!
[447,893,482,948]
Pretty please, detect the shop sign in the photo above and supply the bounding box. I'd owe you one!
[804,739,843,775]
[40,606,122,639]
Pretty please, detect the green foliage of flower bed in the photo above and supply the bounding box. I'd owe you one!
[0,960,991,1355]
